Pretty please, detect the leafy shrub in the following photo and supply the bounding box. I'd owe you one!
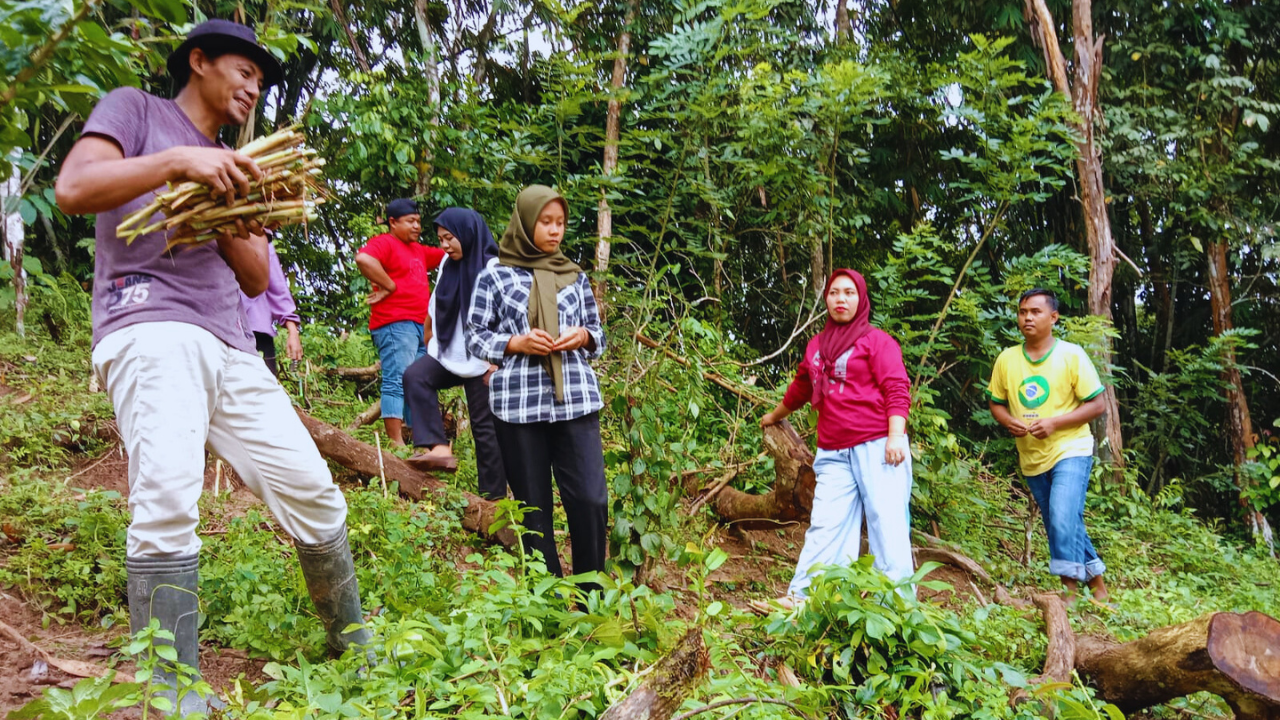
[0,474,128,623]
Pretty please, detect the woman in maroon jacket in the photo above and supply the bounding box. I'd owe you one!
[758,269,914,610]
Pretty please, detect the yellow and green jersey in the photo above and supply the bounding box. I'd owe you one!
[987,339,1104,476]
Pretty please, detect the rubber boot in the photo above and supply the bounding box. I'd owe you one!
[296,526,373,656]
[126,554,208,717]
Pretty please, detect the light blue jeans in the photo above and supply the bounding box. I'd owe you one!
[788,437,915,598]
[1025,455,1106,582]
[370,320,426,420]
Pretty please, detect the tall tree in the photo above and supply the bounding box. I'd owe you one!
[1,164,24,336]
[413,0,441,196]
[1201,0,1275,551]
[593,0,638,310]
[1023,0,1125,476]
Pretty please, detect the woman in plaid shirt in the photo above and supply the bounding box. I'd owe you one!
[467,185,608,580]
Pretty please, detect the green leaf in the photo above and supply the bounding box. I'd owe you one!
[154,644,178,662]
[136,0,186,24]
[704,547,728,572]
[864,613,894,640]
[18,197,37,224]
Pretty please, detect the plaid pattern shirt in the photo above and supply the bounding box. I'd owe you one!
[467,266,605,424]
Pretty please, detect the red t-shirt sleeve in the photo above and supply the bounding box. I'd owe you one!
[358,234,392,262]
[782,341,816,411]
[869,331,912,417]
[424,246,446,271]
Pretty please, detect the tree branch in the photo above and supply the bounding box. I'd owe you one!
[0,0,98,110]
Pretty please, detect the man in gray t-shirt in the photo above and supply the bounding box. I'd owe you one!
[56,20,370,712]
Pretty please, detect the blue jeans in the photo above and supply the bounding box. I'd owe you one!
[788,437,915,598]
[370,321,426,420]
[1025,455,1106,582]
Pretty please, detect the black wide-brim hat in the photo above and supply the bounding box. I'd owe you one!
[167,19,284,89]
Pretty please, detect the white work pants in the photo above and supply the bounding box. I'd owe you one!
[93,322,347,557]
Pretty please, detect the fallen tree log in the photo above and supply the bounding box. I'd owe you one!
[912,544,1024,607]
[1074,610,1280,719]
[632,335,815,528]
[326,363,380,381]
[1031,593,1075,684]
[704,421,816,529]
[601,628,710,720]
[295,409,514,548]
[1030,593,1280,719]
[347,399,381,430]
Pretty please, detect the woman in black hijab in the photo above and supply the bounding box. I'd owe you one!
[403,208,508,499]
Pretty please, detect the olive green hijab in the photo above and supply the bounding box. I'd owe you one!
[498,185,582,402]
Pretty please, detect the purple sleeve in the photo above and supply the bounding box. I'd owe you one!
[869,331,912,417]
[81,88,148,157]
[264,245,300,327]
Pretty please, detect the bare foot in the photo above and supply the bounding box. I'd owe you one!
[1060,577,1083,608]
[1087,575,1109,602]
[748,596,802,616]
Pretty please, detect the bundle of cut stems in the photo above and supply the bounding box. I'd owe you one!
[116,126,326,252]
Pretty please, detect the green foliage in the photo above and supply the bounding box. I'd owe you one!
[0,327,112,469]
[10,618,214,720]
[0,475,128,624]
[225,550,677,719]
[764,559,1119,720]
[605,381,698,575]
[6,673,138,720]
[1127,335,1250,500]
[1084,477,1280,635]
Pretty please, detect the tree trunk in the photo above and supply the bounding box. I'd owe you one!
[707,421,817,529]
[1024,0,1125,477]
[834,0,852,41]
[329,0,372,74]
[327,362,381,381]
[413,0,440,197]
[1032,593,1076,683]
[600,628,709,720]
[2,162,26,336]
[346,399,381,430]
[594,0,638,312]
[471,5,502,91]
[1207,239,1274,552]
[1075,611,1280,720]
[295,408,516,548]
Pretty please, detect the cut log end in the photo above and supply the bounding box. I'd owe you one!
[1206,611,1280,703]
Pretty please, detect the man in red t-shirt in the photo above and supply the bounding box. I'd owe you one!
[356,199,446,445]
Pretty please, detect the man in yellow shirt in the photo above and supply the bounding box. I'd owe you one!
[987,289,1110,604]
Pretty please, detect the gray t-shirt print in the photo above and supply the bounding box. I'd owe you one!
[82,87,255,353]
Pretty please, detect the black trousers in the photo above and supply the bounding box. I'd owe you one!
[404,354,507,500]
[255,332,278,378]
[493,412,608,579]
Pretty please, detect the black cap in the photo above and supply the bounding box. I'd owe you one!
[167,19,284,89]
[386,198,420,220]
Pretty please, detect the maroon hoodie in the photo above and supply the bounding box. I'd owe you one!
[782,329,912,451]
